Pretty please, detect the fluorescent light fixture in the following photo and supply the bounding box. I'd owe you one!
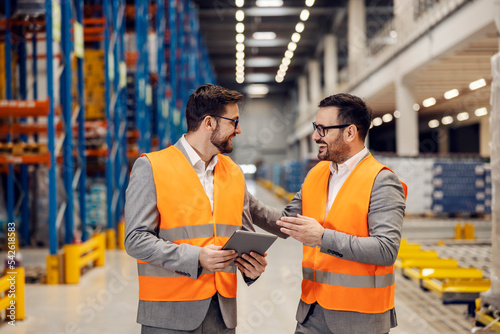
[422,97,436,108]
[236,23,245,33]
[428,119,439,128]
[252,32,276,40]
[236,59,244,66]
[236,34,245,43]
[236,43,245,52]
[441,116,453,125]
[236,65,244,72]
[444,89,459,99]
[305,0,315,7]
[291,33,301,43]
[235,10,245,21]
[295,22,305,33]
[279,64,288,71]
[236,51,245,59]
[284,50,294,59]
[256,0,283,7]
[382,113,393,123]
[469,78,486,90]
[287,42,297,51]
[236,76,244,83]
[247,84,269,95]
[278,70,286,77]
[394,110,400,118]
[457,112,469,121]
[413,103,420,111]
[282,57,291,66]
[235,0,244,7]
[240,164,257,174]
[389,30,397,39]
[372,117,383,126]
[300,9,310,21]
[475,107,488,117]
[275,75,284,83]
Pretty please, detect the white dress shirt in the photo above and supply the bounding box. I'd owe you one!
[325,147,368,218]
[180,135,218,213]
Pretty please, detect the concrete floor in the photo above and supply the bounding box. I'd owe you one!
[0,179,490,333]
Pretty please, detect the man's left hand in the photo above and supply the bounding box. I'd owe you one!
[235,252,267,279]
[277,214,325,247]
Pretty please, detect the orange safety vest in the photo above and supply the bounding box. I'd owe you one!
[137,146,245,302]
[301,154,407,313]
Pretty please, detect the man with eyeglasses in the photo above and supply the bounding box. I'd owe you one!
[125,84,284,333]
[250,93,407,333]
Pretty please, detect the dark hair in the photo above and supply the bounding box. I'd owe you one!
[185,84,244,132]
[318,93,372,141]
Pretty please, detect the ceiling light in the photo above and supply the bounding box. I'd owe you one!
[236,34,245,43]
[305,0,315,7]
[295,22,305,33]
[284,50,294,59]
[278,70,286,77]
[422,97,436,108]
[372,117,383,126]
[275,75,284,83]
[236,76,244,83]
[428,119,439,128]
[394,110,400,118]
[256,0,283,7]
[300,9,310,21]
[413,103,420,111]
[287,42,297,51]
[252,32,276,40]
[236,59,244,66]
[291,33,301,43]
[236,23,245,33]
[475,107,488,117]
[469,78,486,90]
[382,113,393,123]
[279,64,288,71]
[441,116,453,125]
[389,30,398,39]
[235,0,244,7]
[236,43,245,52]
[457,112,469,121]
[235,10,245,21]
[444,89,459,99]
[282,57,291,66]
[236,65,244,72]
[247,84,269,95]
[236,51,245,59]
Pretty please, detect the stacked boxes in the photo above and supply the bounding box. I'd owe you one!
[86,183,107,229]
[283,161,302,193]
[0,43,4,99]
[484,164,492,215]
[272,163,281,188]
[84,50,106,120]
[126,71,137,130]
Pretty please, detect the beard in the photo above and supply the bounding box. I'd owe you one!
[210,127,234,154]
[317,132,350,164]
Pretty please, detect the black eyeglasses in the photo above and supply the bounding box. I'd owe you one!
[209,115,239,130]
[312,122,350,137]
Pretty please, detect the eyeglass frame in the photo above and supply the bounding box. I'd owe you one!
[312,122,351,137]
[208,114,240,130]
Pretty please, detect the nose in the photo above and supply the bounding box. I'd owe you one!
[312,128,320,141]
[235,123,242,135]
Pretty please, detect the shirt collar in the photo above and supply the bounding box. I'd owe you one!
[180,134,218,170]
[329,146,368,175]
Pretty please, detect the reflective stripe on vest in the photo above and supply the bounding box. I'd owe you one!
[138,146,245,302]
[301,154,407,313]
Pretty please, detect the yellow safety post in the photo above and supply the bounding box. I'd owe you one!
[106,228,116,250]
[0,268,26,320]
[64,233,106,284]
[117,221,125,250]
[455,223,463,240]
[464,223,475,240]
[46,254,62,284]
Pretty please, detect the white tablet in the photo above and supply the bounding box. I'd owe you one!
[222,230,278,257]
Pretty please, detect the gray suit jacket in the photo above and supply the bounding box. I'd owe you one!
[249,153,406,333]
[124,140,282,331]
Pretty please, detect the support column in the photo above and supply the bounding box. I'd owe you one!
[348,0,366,79]
[395,78,419,156]
[393,0,413,43]
[323,34,338,96]
[300,137,309,159]
[308,59,321,107]
[479,114,491,158]
[298,75,308,117]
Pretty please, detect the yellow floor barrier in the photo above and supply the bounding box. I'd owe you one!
[64,233,106,284]
[0,268,25,321]
[403,267,483,283]
[118,221,125,250]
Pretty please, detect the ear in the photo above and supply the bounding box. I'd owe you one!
[202,116,216,131]
[344,124,358,143]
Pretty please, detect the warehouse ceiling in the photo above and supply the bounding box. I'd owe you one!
[193,0,394,95]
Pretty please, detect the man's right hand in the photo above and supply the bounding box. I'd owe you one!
[199,244,238,272]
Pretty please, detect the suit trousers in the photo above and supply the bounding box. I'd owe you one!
[141,296,235,334]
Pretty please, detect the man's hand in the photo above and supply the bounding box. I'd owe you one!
[277,214,325,247]
[235,252,268,279]
[199,244,238,272]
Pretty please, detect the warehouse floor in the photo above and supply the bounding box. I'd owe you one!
[0,180,492,334]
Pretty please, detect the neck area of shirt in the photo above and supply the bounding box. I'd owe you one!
[329,146,368,176]
[180,134,218,171]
